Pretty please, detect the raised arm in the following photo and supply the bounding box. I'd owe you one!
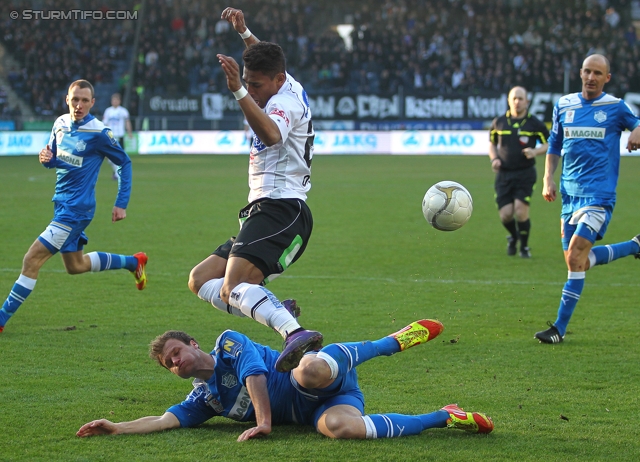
[76,412,180,437]
[221,7,260,47]
[216,54,283,147]
[236,374,272,442]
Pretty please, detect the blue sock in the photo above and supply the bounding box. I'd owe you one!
[362,411,449,438]
[590,240,640,266]
[554,272,585,336]
[88,252,137,272]
[317,337,400,376]
[0,275,37,327]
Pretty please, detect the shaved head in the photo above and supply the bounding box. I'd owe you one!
[580,54,611,100]
[508,86,529,118]
[582,54,610,73]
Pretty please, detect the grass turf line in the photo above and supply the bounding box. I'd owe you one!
[0,154,639,461]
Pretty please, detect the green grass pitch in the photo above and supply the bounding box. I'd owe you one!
[1,154,639,461]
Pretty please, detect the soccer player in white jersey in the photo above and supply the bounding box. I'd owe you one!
[188,7,320,373]
[243,118,254,147]
[535,54,640,344]
[77,319,494,440]
[0,80,147,334]
[101,93,132,180]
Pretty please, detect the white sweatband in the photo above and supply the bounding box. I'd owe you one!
[233,86,248,100]
[239,28,252,39]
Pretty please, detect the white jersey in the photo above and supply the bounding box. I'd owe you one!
[248,72,314,203]
[102,105,130,138]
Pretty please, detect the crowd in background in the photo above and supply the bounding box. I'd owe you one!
[0,0,134,117]
[0,0,639,118]
[132,0,640,97]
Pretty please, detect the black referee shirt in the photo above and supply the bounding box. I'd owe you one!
[489,111,549,171]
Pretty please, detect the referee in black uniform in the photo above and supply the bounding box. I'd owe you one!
[489,86,549,258]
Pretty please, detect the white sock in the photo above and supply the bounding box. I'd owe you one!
[197,279,245,317]
[228,282,300,338]
[87,252,101,272]
[17,274,37,290]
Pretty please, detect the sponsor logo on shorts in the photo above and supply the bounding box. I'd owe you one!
[563,127,605,139]
[57,149,84,167]
[230,290,240,301]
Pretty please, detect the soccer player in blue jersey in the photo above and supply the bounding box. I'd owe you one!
[0,80,147,333]
[535,54,640,344]
[77,319,493,440]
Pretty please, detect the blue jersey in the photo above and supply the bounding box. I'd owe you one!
[547,92,639,200]
[42,113,132,215]
[167,330,352,428]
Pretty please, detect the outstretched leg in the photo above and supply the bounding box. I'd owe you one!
[316,402,492,439]
[588,234,640,267]
[316,319,444,379]
[82,251,147,290]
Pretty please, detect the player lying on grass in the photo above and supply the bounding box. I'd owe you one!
[77,319,493,441]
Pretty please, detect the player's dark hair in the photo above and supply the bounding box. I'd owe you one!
[149,330,197,368]
[69,79,95,98]
[242,42,286,78]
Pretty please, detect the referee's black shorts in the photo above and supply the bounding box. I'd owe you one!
[494,167,536,209]
[212,198,313,283]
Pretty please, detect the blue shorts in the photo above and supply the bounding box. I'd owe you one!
[291,367,365,427]
[37,203,93,254]
[560,195,614,251]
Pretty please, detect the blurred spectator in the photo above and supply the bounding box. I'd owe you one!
[1,0,639,118]
[0,0,134,117]
[604,7,620,28]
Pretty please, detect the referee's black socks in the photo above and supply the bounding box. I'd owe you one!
[517,219,531,248]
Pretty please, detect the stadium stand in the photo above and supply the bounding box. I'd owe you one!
[0,0,638,120]
[0,0,134,117]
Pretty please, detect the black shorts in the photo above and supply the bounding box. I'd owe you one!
[212,198,313,282]
[494,167,536,209]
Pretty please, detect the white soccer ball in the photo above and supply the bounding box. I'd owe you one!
[422,181,473,231]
